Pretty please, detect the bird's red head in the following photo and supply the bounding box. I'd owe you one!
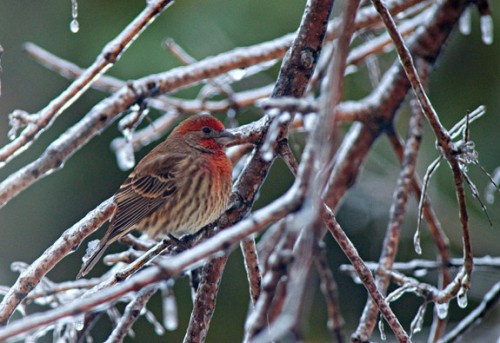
[174,115,226,135]
[174,115,236,152]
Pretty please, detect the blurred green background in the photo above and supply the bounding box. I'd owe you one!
[0,1,499,342]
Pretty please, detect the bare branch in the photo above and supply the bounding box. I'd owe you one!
[0,0,175,167]
[0,35,295,208]
[437,281,500,343]
[0,198,114,325]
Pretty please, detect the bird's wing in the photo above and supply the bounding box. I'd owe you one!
[105,155,182,242]
[77,154,183,278]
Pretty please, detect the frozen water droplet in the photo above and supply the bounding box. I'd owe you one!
[82,240,100,263]
[413,230,422,255]
[485,167,500,204]
[303,115,317,131]
[279,111,291,123]
[457,289,468,308]
[459,7,471,35]
[7,129,16,141]
[122,127,133,142]
[353,275,362,285]
[116,142,136,171]
[267,108,280,118]
[162,289,178,331]
[345,64,358,75]
[70,19,79,33]
[74,314,85,331]
[410,303,426,337]
[144,308,165,336]
[154,324,165,336]
[410,303,427,336]
[436,302,449,319]
[228,68,246,81]
[413,269,428,278]
[262,150,273,162]
[480,15,494,45]
[70,0,79,33]
[378,319,387,341]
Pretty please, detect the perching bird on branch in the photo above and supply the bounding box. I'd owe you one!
[77,114,236,278]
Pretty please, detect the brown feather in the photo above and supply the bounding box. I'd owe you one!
[77,115,235,278]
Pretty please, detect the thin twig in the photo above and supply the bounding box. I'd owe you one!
[354,98,423,341]
[0,187,304,341]
[372,0,474,295]
[244,221,298,341]
[185,0,335,340]
[105,285,158,343]
[437,281,500,343]
[24,41,274,118]
[322,206,410,342]
[240,236,262,307]
[0,34,295,209]
[0,198,114,325]
[0,0,175,167]
[315,242,344,343]
[339,256,500,274]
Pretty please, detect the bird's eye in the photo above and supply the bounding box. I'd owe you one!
[202,127,212,134]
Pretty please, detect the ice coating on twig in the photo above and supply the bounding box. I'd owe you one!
[259,108,282,162]
[410,303,426,337]
[82,240,100,263]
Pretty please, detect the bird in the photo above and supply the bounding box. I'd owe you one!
[77,114,236,278]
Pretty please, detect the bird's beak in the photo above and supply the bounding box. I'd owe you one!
[214,130,238,146]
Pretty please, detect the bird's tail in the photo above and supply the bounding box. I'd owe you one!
[76,243,109,279]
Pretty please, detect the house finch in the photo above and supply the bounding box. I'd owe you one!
[77,114,236,278]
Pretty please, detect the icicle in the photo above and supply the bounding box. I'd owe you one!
[459,7,471,35]
[302,112,317,131]
[410,303,426,337]
[228,68,246,81]
[480,15,494,45]
[10,261,29,273]
[261,150,274,162]
[413,269,428,278]
[352,275,362,285]
[435,301,449,319]
[162,283,179,331]
[378,318,387,341]
[485,167,500,204]
[345,64,358,75]
[457,288,468,309]
[8,110,32,140]
[413,228,422,255]
[70,0,79,33]
[115,141,136,171]
[82,240,100,263]
[115,128,136,170]
[259,109,281,162]
[144,308,165,336]
[74,315,85,331]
